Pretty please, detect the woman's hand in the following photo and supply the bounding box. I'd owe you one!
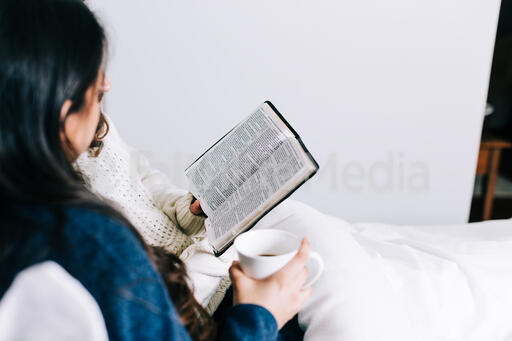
[189,198,205,216]
[229,238,313,329]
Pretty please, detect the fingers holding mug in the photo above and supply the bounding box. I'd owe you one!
[233,230,324,286]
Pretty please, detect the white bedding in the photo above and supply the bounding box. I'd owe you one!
[253,199,512,341]
[2,200,510,340]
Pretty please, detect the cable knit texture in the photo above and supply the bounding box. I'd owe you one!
[74,115,231,312]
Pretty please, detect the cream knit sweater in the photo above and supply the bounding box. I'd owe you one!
[75,115,232,313]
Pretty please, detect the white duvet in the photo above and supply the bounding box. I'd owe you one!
[253,200,512,341]
[2,199,511,340]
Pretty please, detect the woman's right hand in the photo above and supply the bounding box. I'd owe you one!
[229,238,313,329]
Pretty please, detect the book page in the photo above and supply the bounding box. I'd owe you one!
[207,138,312,246]
[185,104,292,211]
[185,103,313,248]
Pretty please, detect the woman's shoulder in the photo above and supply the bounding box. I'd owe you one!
[57,206,189,340]
[64,205,126,230]
[4,202,144,266]
[1,203,123,240]
[57,206,173,310]
[3,204,189,340]
[60,206,147,262]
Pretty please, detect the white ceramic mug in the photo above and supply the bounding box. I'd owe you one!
[234,229,324,287]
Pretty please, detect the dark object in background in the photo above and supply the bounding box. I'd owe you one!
[484,0,512,178]
[470,197,512,221]
[471,137,512,220]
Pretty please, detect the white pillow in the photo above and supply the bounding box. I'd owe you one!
[255,200,512,341]
[0,261,108,341]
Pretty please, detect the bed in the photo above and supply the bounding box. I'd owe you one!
[255,200,512,340]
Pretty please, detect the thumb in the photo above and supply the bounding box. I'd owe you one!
[283,238,310,274]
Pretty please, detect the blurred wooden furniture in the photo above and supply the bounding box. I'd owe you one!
[476,135,512,220]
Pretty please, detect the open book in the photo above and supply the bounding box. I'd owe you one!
[185,101,319,256]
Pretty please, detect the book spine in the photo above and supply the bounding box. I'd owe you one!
[264,101,320,171]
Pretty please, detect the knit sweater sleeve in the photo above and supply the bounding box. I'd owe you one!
[102,114,205,236]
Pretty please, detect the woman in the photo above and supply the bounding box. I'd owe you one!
[76,112,234,314]
[0,0,312,340]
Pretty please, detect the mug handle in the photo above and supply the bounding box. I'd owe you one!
[303,251,324,288]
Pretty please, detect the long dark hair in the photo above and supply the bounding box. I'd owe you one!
[0,0,215,339]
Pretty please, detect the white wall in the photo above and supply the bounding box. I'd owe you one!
[89,0,500,224]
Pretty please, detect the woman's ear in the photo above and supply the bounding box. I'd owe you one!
[60,99,73,123]
[59,99,72,137]
[59,99,74,158]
